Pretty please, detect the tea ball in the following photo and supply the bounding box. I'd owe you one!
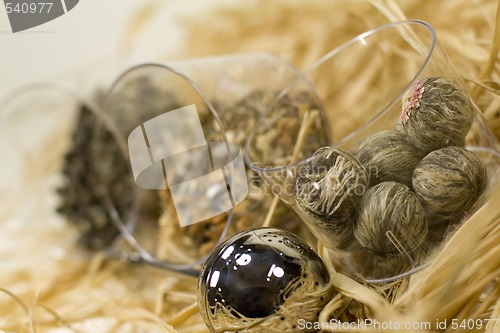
[295,147,369,226]
[354,181,428,257]
[294,147,369,249]
[357,130,425,187]
[401,77,473,153]
[198,228,334,333]
[412,146,487,219]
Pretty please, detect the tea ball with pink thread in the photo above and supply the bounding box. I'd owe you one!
[401,77,473,153]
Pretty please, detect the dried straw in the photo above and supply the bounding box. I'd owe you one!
[1,0,500,332]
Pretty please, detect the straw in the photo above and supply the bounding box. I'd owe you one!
[1,1,499,332]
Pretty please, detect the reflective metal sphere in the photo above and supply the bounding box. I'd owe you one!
[198,227,332,332]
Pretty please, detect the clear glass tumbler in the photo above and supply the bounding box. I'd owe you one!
[245,20,500,281]
[0,53,303,275]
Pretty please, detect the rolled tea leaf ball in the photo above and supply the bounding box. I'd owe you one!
[295,147,369,225]
[198,228,334,333]
[354,181,428,257]
[401,77,473,153]
[294,147,369,249]
[357,130,425,187]
[412,146,487,219]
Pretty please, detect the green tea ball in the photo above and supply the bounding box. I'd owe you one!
[412,146,487,218]
[357,130,425,187]
[294,148,369,249]
[354,181,428,257]
[295,147,369,227]
[401,77,473,153]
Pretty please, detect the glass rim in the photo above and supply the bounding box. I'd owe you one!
[244,19,437,174]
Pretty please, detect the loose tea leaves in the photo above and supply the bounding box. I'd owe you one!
[57,104,137,250]
[57,77,181,251]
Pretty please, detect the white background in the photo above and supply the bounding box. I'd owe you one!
[0,0,208,101]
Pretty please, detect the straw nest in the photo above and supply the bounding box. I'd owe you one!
[1,0,500,332]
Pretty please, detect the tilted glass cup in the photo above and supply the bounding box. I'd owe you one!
[0,54,304,276]
[245,20,500,282]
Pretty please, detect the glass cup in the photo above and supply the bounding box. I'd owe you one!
[245,20,500,281]
[0,54,304,275]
